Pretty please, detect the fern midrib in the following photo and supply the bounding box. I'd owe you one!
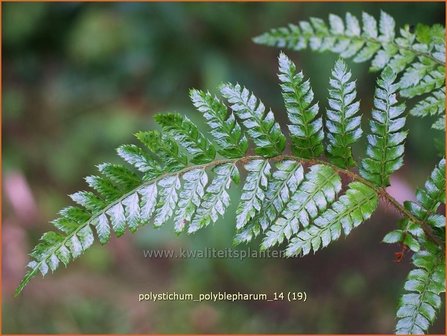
[337,80,351,167]
[380,89,392,186]
[26,153,444,287]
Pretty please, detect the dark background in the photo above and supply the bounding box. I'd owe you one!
[2,2,445,333]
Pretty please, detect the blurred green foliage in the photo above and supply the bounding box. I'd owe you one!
[3,2,445,333]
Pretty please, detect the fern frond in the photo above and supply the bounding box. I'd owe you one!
[235,159,271,230]
[262,164,342,249]
[234,160,304,244]
[254,11,444,70]
[360,67,407,186]
[286,182,378,256]
[406,158,445,226]
[396,248,445,335]
[326,58,362,168]
[17,49,443,335]
[190,89,248,158]
[155,113,216,164]
[410,89,445,118]
[220,83,286,157]
[173,169,208,232]
[432,115,445,131]
[188,163,239,233]
[135,130,187,172]
[254,12,445,131]
[399,62,444,98]
[117,144,161,178]
[278,52,324,158]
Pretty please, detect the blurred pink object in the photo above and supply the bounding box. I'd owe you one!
[4,171,38,225]
[384,175,416,213]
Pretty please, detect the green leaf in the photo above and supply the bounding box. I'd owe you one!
[396,250,445,334]
[410,89,445,130]
[173,169,208,232]
[135,130,187,171]
[326,58,362,167]
[155,113,216,164]
[360,67,407,186]
[286,182,378,256]
[235,160,304,244]
[236,159,271,230]
[117,144,161,177]
[190,89,248,158]
[188,163,238,233]
[383,230,403,244]
[220,83,286,157]
[278,52,324,158]
[153,176,181,227]
[262,164,342,249]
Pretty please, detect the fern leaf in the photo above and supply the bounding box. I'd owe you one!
[432,115,445,130]
[153,176,181,226]
[190,89,248,158]
[236,159,271,230]
[117,144,161,178]
[410,89,445,122]
[360,67,407,186]
[254,13,445,133]
[396,249,445,334]
[383,158,445,253]
[135,130,187,171]
[234,160,304,244]
[262,164,342,249]
[326,58,362,168]
[407,158,445,223]
[278,52,324,158]
[155,113,216,164]
[85,175,122,202]
[253,11,443,70]
[188,163,239,233]
[400,64,444,98]
[220,83,286,157]
[286,182,378,256]
[173,168,208,232]
[97,163,140,190]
